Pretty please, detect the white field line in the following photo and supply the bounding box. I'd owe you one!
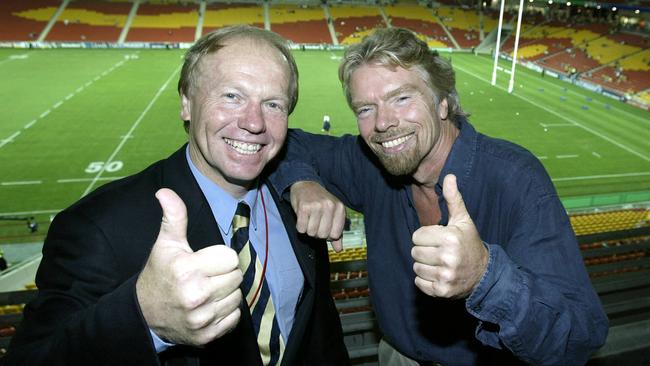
[539,122,574,128]
[81,64,181,197]
[499,60,650,126]
[0,131,21,148]
[1,180,42,186]
[553,171,650,182]
[0,54,27,67]
[0,57,130,150]
[455,64,650,162]
[58,177,122,183]
[0,209,60,216]
[24,120,37,129]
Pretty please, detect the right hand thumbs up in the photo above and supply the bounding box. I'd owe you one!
[155,188,192,250]
[136,188,243,346]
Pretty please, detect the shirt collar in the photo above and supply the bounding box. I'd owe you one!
[185,147,260,235]
[437,117,478,197]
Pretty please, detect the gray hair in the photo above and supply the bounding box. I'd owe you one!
[339,27,467,125]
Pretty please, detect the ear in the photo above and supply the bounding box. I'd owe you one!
[438,98,449,121]
[180,93,191,122]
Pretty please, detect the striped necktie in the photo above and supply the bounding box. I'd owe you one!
[230,202,284,366]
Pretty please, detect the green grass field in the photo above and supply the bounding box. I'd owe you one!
[0,48,649,243]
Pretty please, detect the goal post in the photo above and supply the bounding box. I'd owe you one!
[491,0,526,94]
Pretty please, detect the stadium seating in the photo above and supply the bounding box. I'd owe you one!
[46,0,132,42]
[540,47,600,74]
[585,36,640,66]
[269,4,331,44]
[328,4,386,45]
[638,90,650,105]
[0,0,61,42]
[570,208,649,236]
[383,3,453,48]
[126,1,198,43]
[434,6,487,49]
[201,2,264,35]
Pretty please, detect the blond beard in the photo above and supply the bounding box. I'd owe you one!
[373,146,420,176]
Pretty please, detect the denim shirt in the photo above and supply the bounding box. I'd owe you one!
[271,118,608,365]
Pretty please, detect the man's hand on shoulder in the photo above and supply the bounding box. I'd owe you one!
[290,181,347,252]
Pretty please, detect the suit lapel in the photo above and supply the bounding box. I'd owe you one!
[265,183,317,366]
[159,149,318,365]
[159,144,225,250]
[159,146,262,365]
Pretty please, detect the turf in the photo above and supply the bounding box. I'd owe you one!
[0,48,649,243]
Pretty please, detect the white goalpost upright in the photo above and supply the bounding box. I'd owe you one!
[491,0,506,86]
[491,0,526,93]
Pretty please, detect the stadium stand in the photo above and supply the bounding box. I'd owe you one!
[383,3,454,48]
[126,1,198,43]
[46,0,132,42]
[585,35,640,66]
[328,4,386,45]
[638,90,650,105]
[571,208,649,237]
[1,1,650,362]
[269,4,331,45]
[434,6,489,49]
[0,0,61,42]
[201,2,264,35]
[540,47,601,75]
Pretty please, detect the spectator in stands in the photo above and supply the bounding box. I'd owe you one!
[321,114,331,134]
[272,27,609,365]
[0,249,7,271]
[26,217,38,233]
[6,25,348,366]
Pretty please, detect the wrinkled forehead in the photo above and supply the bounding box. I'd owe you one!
[350,62,431,94]
[193,37,290,86]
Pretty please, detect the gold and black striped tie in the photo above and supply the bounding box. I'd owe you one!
[230,202,284,366]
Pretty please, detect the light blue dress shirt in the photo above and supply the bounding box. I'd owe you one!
[150,149,304,352]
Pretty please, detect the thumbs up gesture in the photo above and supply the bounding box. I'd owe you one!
[136,188,243,346]
[411,175,488,299]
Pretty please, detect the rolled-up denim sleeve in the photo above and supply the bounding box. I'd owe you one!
[465,194,609,365]
[269,129,368,211]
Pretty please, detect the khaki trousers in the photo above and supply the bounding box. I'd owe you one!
[378,338,420,366]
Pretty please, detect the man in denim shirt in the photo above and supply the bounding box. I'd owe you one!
[272,28,608,365]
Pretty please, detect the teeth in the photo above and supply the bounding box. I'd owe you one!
[224,138,261,155]
[381,135,410,148]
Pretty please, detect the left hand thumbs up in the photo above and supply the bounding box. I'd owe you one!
[411,174,488,299]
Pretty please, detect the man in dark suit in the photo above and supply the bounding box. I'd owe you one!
[6,25,349,366]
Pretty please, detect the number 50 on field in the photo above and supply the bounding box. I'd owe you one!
[85,161,124,173]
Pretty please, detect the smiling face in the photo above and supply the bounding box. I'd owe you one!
[349,63,453,181]
[181,37,291,197]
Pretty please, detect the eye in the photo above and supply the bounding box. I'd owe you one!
[224,92,238,100]
[356,107,371,117]
[397,95,410,103]
[267,101,287,112]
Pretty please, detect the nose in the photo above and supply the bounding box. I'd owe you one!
[375,104,398,132]
[238,103,266,134]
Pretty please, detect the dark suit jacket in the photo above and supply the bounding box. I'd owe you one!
[6,146,349,366]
